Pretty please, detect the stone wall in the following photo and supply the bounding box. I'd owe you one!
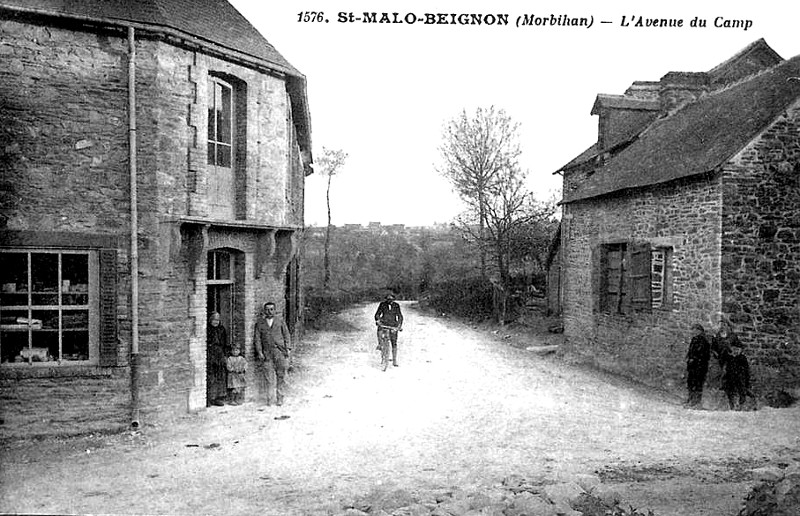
[561,175,723,391]
[0,20,134,437]
[0,17,304,435]
[722,98,800,390]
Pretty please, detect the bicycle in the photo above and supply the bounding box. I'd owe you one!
[376,324,400,371]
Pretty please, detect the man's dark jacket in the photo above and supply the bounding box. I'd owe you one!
[374,300,403,328]
[253,315,291,360]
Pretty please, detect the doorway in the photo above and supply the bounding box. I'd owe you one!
[207,250,234,405]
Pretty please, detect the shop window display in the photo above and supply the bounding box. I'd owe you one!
[0,250,96,365]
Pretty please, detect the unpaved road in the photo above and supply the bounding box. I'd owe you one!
[1,302,799,515]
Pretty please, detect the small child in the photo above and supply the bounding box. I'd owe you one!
[722,342,751,411]
[225,347,247,405]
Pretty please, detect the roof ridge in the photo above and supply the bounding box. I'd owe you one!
[707,38,779,75]
[706,53,798,97]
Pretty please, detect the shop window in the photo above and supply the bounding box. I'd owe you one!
[598,243,672,314]
[0,249,117,366]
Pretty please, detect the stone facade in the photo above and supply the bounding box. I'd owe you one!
[0,10,310,437]
[721,99,800,388]
[561,175,723,389]
[556,42,800,397]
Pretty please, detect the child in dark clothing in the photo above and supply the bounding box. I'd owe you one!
[722,342,751,411]
[685,323,711,408]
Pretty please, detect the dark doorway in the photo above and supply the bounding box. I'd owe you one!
[207,250,234,405]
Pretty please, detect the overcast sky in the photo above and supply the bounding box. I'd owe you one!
[229,1,797,227]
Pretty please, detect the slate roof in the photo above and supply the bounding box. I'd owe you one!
[563,54,800,203]
[707,38,784,88]
[556,143,598,172]
[0,0,300,77]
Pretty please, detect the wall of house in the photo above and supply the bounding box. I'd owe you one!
[722,98,800,391]
[132,40,301,416]
[0,19,133,437]
[0,18,303,435]
[561,175,723,391]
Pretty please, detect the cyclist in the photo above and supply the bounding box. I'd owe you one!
[374,291,403,368]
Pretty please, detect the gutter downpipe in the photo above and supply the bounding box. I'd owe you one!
[128,26,141,430]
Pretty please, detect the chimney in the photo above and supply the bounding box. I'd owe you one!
[624,81,660,100]
[659,72,709,113]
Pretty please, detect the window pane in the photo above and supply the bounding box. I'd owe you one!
[62,330,89,361]
[0,309,29,364]
[63,310,89,361]
[217,144,231,167]
[62,254,88,290]
[0,253,28,307]
[31,253,58,294]
[208,251,231,280]
[62,310,88,329]
[207,78,216,140]
[218,85,232,144]
[208,143,216,166]
[31,309,58,362]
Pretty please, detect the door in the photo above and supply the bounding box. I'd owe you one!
[207,250,234,405]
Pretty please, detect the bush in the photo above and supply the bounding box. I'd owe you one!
[422,277,494,319]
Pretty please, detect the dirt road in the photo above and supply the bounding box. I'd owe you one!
[1,302,799,515]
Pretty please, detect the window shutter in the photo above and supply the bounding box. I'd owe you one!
[629,243,652,312]
[99,249,118,367]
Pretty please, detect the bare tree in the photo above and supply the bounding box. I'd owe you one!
[315,147,348,290]
[438,106,522,280]
[455,164,538,324]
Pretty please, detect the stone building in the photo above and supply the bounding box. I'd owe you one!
[554,40,800,398]
[0,0,312,436]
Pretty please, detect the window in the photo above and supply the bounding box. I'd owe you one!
[207,77,233,169]
[599,242,672,314]
[0,250,97,365]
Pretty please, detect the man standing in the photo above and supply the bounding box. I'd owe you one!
[253,301,292,406]
[374,292,403,367]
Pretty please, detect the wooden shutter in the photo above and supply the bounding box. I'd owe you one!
[601,244,625,313]
[628,243,652,312]
[99,249,118,367]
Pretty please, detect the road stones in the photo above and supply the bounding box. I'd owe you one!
[585,483,624,507]
[569,473,602,493]
[740,464,800,516]
[334,472,642,516]
[542,481,586,512]
[505,491,558,516]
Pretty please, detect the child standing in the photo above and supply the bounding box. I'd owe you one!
[226,347,247,405]
[685,323,711,408]
[722,342,751,411]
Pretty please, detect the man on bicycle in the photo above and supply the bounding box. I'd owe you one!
[374,291,403,367]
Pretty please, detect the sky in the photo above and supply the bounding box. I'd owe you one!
[229,1,798,227]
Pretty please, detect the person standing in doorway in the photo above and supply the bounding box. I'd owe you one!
[374,292,403,367]
[207,312,229,406]
[685,323,711,409]
[253,301,292,406]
